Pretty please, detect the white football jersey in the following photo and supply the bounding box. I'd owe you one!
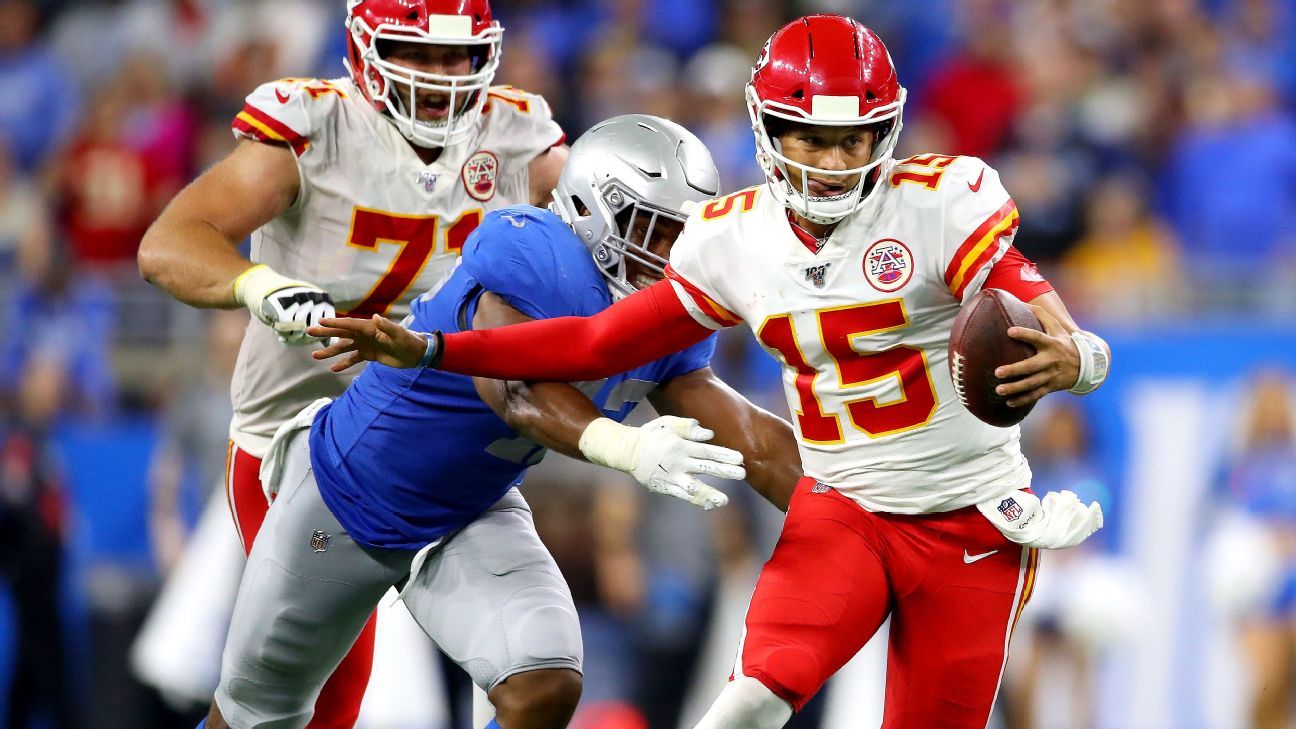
[229,77,563,456]
[667,154,1032,513]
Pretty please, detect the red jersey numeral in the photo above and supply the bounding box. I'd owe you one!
[344,208,483,318]
[758,300,938,443]
[486,86,533,113]
[819,301,937,436]
[700,189,758,221]
[757,314,843,443]
[889,154,958,190]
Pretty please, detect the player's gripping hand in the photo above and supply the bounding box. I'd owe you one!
[993,304,1081,407]
[309,315,432,372]
[234,264,335,346]
[579,416,743,511]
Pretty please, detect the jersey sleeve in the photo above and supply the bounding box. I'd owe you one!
[230,78,334,157]
[438,279,715,382]
[459,207,607,321]
[659,332,718,382]
[483,86,566,174]
[664,213,744,330]
[981,246,1054,302]
[939,158,1022,303]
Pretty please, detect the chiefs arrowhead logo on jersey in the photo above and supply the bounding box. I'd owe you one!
[462,151,499,202]
[863,238,914,293]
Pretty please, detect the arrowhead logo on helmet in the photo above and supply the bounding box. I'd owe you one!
[746,15,907,226]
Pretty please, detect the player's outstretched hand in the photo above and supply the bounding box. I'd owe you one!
[308,315,429,372]
[578,416,744,511]
[634,416,744,510]
[992,304,1081,408]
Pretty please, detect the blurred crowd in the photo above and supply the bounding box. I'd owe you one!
[2,0,1296,728]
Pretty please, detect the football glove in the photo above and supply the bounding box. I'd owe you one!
[578,416,743,510]
[977,489,1103,550]
[234,264,336,346]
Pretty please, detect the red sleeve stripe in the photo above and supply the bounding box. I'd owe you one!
[664,265,742,327]
[232,104,309,156]
[945,199,1020,299]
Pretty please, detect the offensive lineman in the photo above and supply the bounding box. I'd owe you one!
[314,15,1112,729]
[137,1,566,726]
[204,115,800,729]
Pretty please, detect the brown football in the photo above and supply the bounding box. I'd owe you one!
[948,288,1043,427]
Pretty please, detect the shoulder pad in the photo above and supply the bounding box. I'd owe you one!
[460,207,608,319]
[479,86,566,172]
[232,77,349,156]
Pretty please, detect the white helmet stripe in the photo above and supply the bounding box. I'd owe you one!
[424,14,473,37]
[810,95,859,119]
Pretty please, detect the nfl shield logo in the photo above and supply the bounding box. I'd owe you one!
[310,529,330,553]
[997,498,1024,522]
[804,263,830,288]
[415,171,439,192]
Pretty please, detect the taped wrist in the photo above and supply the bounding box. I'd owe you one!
[578,417,640,472]
[233,264,312,312]
[1069,330,1110,395]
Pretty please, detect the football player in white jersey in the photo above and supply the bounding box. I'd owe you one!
[138,1,567,726]
[312,14,1113,729]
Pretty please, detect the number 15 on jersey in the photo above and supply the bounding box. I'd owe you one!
[758,299,938,444]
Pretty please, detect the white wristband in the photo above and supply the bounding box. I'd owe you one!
[577,417,639,472]
[1069,330,1110,395]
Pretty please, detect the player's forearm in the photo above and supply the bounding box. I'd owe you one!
[140,140,299,309]
[439,280,711,381]
[741,410,801,512]
[138,217,254,308]
[650,372,800,512]
[494,380,603,461]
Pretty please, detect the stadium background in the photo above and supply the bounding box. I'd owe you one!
[2,0,1296,727]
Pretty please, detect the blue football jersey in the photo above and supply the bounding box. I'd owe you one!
[309,207,717,549]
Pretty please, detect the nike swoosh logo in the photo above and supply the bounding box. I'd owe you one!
[963,549,998,564]
[275,87,291,104]
[968,169,985,193]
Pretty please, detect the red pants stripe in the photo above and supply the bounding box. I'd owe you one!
[736,477,1039,728]
[226,443,377,729]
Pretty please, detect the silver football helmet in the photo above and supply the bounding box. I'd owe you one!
[552,114,720,298]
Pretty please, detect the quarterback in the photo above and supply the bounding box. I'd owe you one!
[203,116,799,729]
[317,15,1112,729]
[138,1,566,726]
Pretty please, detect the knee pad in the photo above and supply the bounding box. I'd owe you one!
[693,676,792,729]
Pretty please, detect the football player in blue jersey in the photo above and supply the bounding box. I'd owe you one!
[203,115,801,729]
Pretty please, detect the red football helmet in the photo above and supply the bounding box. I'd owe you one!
[746,15,906,224]
[345,0,502,148]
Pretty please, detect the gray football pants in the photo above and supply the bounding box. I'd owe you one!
[215,434,583,729]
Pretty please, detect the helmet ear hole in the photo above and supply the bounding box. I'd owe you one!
[571,196,590,216]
